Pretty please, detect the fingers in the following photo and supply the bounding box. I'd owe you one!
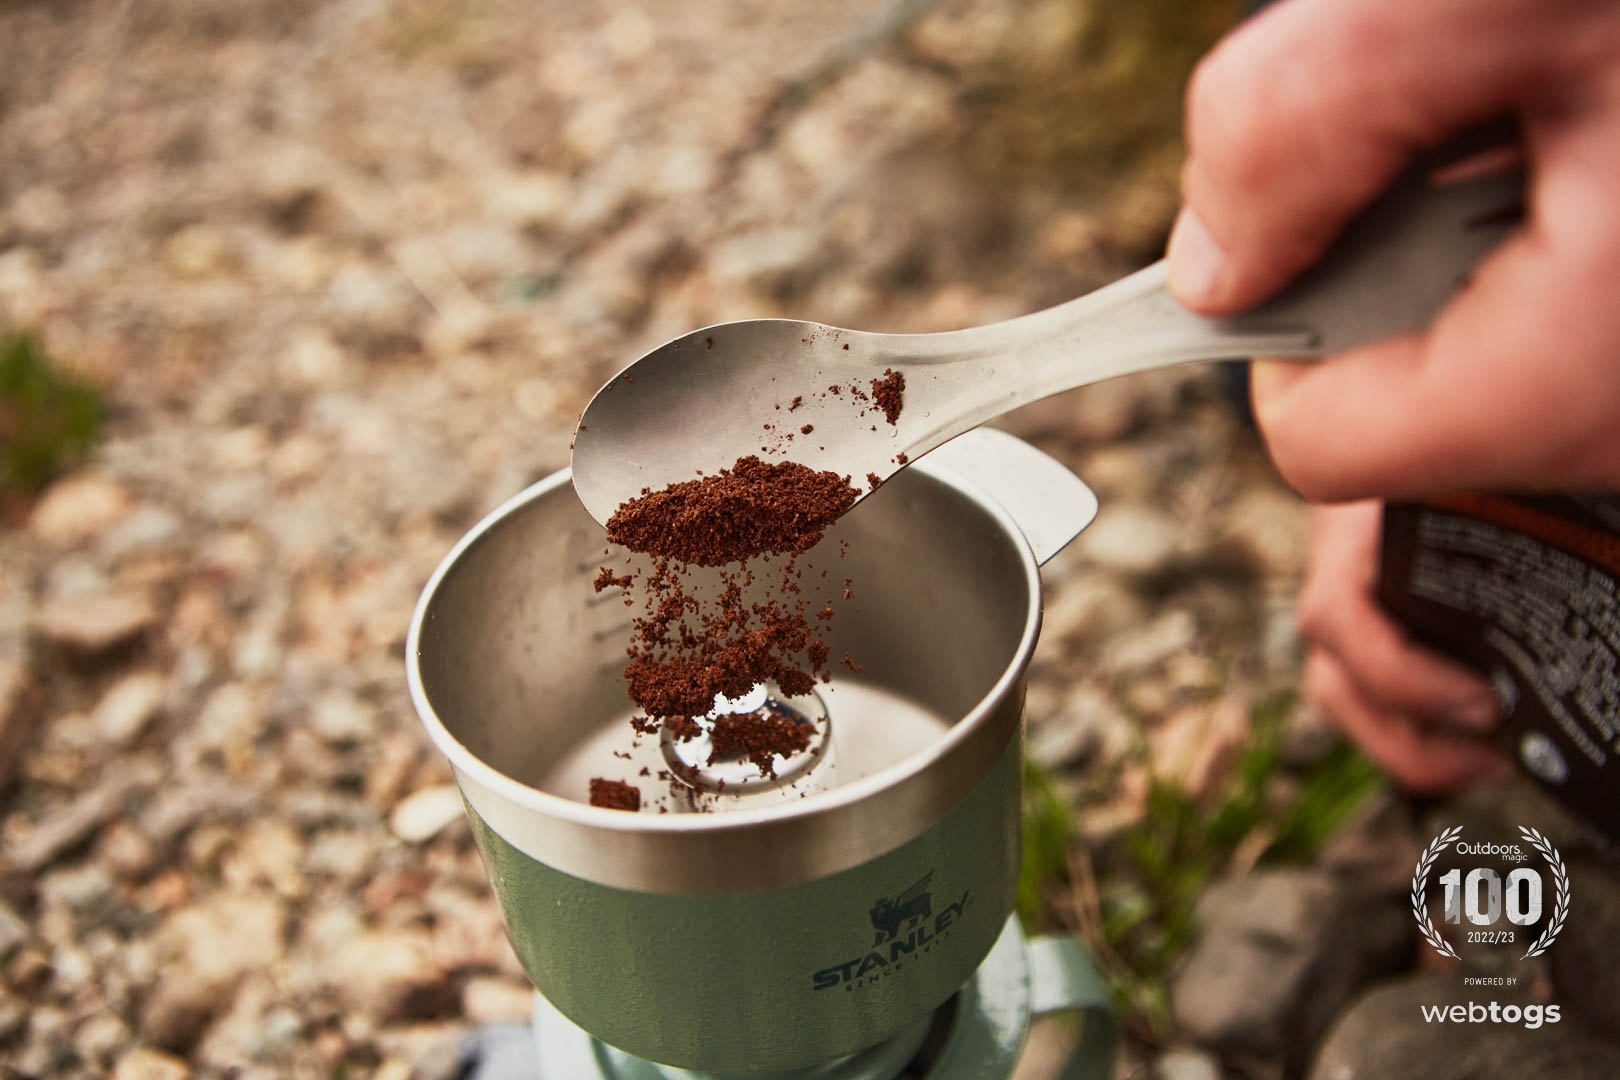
[1297,501,1506,793]
[1249,200,1620,501]
[1305,652,1510,793]
[1299,503,1500,726]
[1170,0,1557,313]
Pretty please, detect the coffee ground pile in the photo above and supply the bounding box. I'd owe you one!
[588,777,641,811]
[620,552,834,719]
[708,707,812,777]
[870,369,905,425]
[605,455,857,567]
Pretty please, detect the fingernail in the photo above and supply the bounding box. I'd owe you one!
[1167,207,1227,306]
[1453,697,1499,731]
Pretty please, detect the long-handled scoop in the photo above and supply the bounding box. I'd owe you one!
[570,146,1524,527]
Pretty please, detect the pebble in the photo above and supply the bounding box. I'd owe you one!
[1101,609,1198,674]
[330,930,455,1022]
[0,659,39,790]
[35,590,158,653]
[93,671,168,744]
[1157,1048,1222,1080]
[1075,503,1179,574]
[461,975,535,1024]
[29,475,133,546]
[280,330,350,387]
[9,766,158,873]
[114,1046,193,1080]
[0,899,29,959]
[388,784,465,844]
[309,690,376,743]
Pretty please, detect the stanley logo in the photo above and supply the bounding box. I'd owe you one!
[811,869,973,991]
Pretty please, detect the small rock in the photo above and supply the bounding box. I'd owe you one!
[157,890,287,990]
[1223,488,1308,572]
[1311,974,1620,1080]
[99,503,185,562]
[309,690,376,743]
[9,766,156,872]
[1157,1048,1221,1080]
[36,590,157,653]
[1102,609,1198,674]
[1076,504,1180,574]
[29,475,133,546]
[481,170,571,227]
[1027,686,1132,770]
[1171,868,1409,1071]
[75,1013,133,1067]
[708,226,820,282]
[372,1022,466,1079]
[332,930,456,1022]
[0,658,40,791]
[37,863,114,911]
[280,330,350,387]
[165,224,234,277]
[0,899,30,960]
[389,784,465,844]
[142,890,286,1052]
[461,976,535,1024]
[13,185,69,233]
[1041,574,1147,644]
[221,821,306,898]
[98,819,158,878]
[0,995,26,1041]
[114,1045,193,1080]
[93,671,167,744]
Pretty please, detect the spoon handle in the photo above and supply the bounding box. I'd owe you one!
[868,261,1315,438]
[869,155,1522,440]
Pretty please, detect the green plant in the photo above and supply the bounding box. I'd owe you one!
[1018,757,1075,931]
[0,333,101,493]
[1092,691,1384,1035]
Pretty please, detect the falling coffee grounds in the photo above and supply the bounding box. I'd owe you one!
[708,707,812,777]
[592,566,633,593]
[588,778,641,811]
[601,455,864,775]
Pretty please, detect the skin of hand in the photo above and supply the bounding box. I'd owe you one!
[1299,501,1511,791]
[1168,0,1620,503]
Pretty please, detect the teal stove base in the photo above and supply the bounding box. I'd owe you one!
[529,917,1115,1080]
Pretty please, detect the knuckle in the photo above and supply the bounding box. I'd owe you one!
[1295,588,1331,644]
[1301,652,1341,714]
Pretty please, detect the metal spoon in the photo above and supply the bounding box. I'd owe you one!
[570,152,1523,528]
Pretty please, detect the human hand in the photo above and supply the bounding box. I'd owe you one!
[1168,0,1620,501]
[1298,500,1509,792]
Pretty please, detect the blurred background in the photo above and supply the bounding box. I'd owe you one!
[3,1,1614,1078]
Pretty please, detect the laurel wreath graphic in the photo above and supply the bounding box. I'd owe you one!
[1518,825,1571,959]
[1411,825,1464,960]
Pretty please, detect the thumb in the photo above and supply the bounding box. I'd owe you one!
[1169,0,1552,313]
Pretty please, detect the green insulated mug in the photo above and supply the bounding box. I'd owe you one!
[406,428,1097,1072]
